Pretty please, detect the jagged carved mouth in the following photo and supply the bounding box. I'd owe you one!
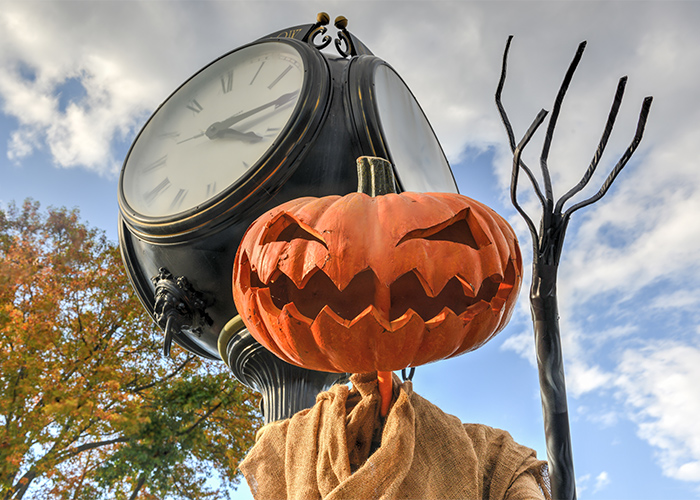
[246,264,515,323]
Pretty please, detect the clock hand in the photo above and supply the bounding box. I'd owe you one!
[177,131,205,144]
[216,129,263,142]
[177,128,262,144]
[205,90,299,139]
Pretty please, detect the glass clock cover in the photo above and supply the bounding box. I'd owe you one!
[373,65,457,193]
[347,56,457,195]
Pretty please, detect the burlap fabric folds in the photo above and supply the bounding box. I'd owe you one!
[240,373,551,500]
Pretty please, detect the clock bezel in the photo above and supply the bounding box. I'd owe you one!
[118,38,331,242]
[346,55,458,194]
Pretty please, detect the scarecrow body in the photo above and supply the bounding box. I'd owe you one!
[240,374,550,500]
[233,158,548,499]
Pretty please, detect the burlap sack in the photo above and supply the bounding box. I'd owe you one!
[240,372,551,500]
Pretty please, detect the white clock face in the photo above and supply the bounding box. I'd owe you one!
[122,42,305,218]
[373,65,457,193]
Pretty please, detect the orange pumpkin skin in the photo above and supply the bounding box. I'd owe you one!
[232,191,522,373]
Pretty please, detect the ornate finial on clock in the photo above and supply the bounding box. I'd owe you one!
[308,12,332,50]
[334,15,348,30]
[304,13,370,58]
[334,15,356,58]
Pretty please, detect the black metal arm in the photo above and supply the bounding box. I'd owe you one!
[495,35,652,500]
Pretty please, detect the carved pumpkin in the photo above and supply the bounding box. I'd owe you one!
[232,160,522,382]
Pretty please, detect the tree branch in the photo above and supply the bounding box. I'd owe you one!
[50,435,131,465]
[128,354,195,393]
[7,469,37,500]
[179,402,223,438]
[178,391,230,438]
[128,473,147,500]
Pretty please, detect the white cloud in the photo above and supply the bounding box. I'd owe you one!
[3,1,694,180]
[594,471,611,492]
[616,341,700,482]
[567,361,613,397]
[500,328,537,367]
[0,4,166,175]
[577,470,611,495]
[650,290,700,311]
[559,143,700,308]
[577,473,591,495]
[589,410,619,429]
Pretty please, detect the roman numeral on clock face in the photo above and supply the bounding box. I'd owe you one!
[144,178,171,204]
[170,188,188,210]
[268,65,292,90]
[250,62,265,85]
[185,99,203,113]
[143,155,167,172]
[221,70,233,94]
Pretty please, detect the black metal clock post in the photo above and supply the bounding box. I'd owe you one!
[118,13,458,424]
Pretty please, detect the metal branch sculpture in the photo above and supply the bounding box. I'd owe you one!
[495,36,653,500]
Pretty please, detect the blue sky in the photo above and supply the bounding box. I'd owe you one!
[2,1,700,498]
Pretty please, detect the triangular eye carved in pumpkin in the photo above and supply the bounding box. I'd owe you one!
[397,208,490,250]
[261,214,328,249]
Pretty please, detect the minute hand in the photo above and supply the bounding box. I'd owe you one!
[205,91,299,139]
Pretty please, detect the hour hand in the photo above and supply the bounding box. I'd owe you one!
[179,128,261,143]
[215,129,263,143]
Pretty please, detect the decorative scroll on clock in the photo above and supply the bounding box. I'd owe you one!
[261,12,374,58]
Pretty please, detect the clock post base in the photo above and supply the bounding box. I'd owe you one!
[219,317,347,424]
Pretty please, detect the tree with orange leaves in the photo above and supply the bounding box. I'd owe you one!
[0,200,260,499]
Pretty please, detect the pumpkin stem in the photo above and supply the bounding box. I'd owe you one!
[377,370,392,417]
[356,156,398,196]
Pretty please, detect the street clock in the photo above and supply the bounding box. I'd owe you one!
[118,14,457,363]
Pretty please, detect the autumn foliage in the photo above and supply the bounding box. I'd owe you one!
[0,201,261,499]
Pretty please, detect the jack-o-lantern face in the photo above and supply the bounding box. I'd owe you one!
[232,191,522,373]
